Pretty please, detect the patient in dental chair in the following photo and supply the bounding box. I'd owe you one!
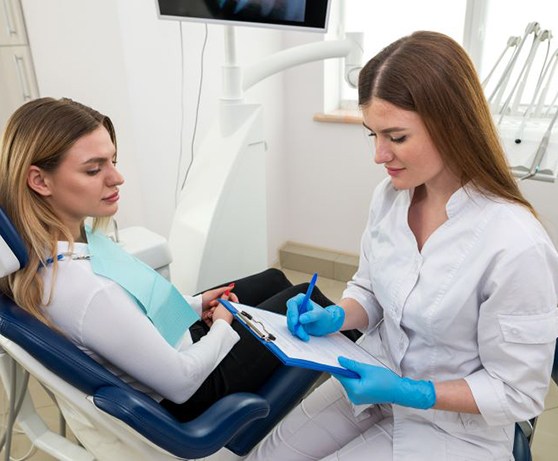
[0,97,352,422]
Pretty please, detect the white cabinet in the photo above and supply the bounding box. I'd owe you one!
[0,0,27,45]
[0,45,38,124]
[0,0,37,128]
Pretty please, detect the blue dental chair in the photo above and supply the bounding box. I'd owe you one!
[0,207,321,460]
[513,424,533,461]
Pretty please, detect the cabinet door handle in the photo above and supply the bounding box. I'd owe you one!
[2,0,18,36]
[14,54,32,101]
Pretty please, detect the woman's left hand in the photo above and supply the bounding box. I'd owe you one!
[201,284,238,327]
[334,356,436,409]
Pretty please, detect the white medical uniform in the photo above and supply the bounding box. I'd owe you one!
[247,178,558,461]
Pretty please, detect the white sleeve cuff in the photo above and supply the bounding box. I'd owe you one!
[341,288,381,333]
[210,318,241,345]
[184,293,203,316]
[465,370,511,426]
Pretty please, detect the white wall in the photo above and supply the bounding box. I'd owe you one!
[519,180,558,245]
[22,0,146,229]
[281,32,382,255]
[18,0,388,264]
[20,0,557,264]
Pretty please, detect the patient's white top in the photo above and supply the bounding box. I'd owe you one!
[40,242,240,404]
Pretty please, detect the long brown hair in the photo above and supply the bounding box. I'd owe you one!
[0,97,116,324]
[358,30,536,215]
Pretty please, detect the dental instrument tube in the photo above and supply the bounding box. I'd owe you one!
[490,22,539,115]
[514,37,554,143]
[510,29,551,115]
[520,105,558,180]
[482,36,520,89]
[535,49,558,117]
[497,27,545,124]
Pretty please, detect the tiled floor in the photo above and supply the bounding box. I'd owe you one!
[0,269,556,460]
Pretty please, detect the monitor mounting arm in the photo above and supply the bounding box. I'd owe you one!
[221,26,363,101]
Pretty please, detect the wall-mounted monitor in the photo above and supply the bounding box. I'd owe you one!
[156,0,332,33]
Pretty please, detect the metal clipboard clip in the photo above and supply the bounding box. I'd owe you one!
[238,310,276,342]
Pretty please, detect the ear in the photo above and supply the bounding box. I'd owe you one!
[27,165,52,197]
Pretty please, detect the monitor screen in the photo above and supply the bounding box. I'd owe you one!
[156,0,332,33]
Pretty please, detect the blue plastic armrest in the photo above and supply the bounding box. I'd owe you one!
[93,387,269,459]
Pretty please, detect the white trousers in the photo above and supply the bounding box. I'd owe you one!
[245,378,394,461]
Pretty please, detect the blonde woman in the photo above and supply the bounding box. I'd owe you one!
[0,97,346,421]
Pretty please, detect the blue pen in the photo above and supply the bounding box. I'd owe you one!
[299,272,318,315]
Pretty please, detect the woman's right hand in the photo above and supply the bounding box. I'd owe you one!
[286,293,345,341]
[211,304,234,326]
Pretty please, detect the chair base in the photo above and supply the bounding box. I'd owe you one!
[0,350,94,461]
[0,340,183,460]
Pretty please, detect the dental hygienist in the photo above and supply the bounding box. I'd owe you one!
[247,31,558,460]
[0,97,338,422]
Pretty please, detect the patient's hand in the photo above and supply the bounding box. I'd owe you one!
[211,304,234,326]
[201,285,238,327]
[201,286,238,309]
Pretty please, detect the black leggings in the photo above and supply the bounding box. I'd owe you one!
[160,268,360,422]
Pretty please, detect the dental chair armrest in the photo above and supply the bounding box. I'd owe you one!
[93,387,270,459]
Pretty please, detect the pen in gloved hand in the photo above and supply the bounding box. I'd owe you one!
[299,272,318,315]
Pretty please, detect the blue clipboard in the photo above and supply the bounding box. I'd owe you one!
[219,299,360,378]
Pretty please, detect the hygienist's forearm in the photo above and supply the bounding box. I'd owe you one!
[433,379,480,414]
[338,298,369,330]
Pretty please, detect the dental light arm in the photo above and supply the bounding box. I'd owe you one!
[243,34,363,91]
[221,27,363,102]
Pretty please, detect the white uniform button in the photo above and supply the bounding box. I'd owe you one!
[510,327,520,336]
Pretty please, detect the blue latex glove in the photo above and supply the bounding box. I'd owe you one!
[334,356,436,410]
[286,293,345,342]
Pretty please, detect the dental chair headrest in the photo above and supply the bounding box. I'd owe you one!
[0,207,28,277]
